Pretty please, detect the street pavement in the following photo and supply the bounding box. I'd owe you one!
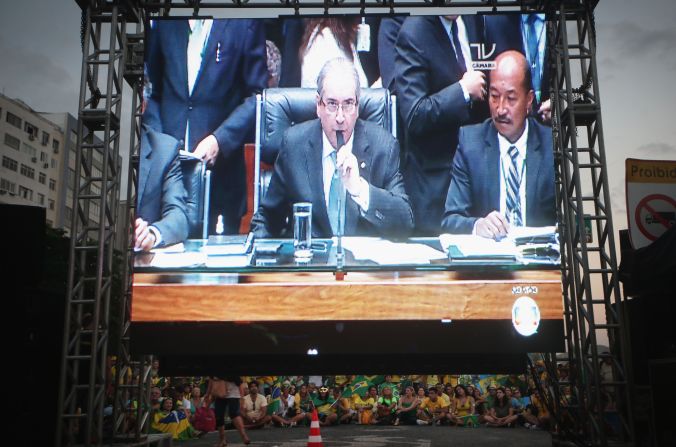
[181,424,552,446]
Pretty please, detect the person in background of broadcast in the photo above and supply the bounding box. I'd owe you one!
[299,18,369,89]
[144,18,268,235]
[394,15,488,235]
[442,50,555,238]
[484,13,551,123]
[135,75,189,252]
[205,376,250,447]
[251,58,413,239]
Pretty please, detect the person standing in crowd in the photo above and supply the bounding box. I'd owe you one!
[394,15,488,235]
[144,19,268,235]
[442,50,555,237]
[205,376,250,446]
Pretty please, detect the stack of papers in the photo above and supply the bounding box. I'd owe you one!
[341,237,447,265]
[439,234,516,261]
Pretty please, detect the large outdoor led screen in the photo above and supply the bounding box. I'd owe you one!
[131,13,564,361]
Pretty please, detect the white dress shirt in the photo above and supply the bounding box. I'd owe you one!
[440,16,474,102]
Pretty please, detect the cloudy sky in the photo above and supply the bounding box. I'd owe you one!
[1,0,674,237]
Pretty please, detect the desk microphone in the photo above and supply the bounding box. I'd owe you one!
[335,131,345,269]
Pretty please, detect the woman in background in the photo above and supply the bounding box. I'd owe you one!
[298,18,369,89]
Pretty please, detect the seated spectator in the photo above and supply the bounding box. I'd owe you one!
[353,386,377,425]
[242,382,271,429]
[522,388,550,429]
[376,386,398,425]
[416,387,427,401]
[484,387,519,427]
[150,386,162,413]
[449,385,477,426]
[472,388,489,424]
[394,386,419,426]
[506,387,524,414]
[332,387,355,424]
[151,397,201,440]
[269,384,295,427]
[314,387,338,426]
[417,387,449,425]
[290,384,314,426]
[188,386,203,423]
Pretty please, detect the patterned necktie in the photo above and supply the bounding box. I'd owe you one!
[506,146,523,226]
[328,151,342,235]
[451,20,467,74]
[526,15,542,102]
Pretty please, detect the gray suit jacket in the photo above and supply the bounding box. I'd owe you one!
[137,125,190,246]
[442,118,556,234]
[251,119,414,238]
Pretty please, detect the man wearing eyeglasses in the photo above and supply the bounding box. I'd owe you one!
[251,58,413,238]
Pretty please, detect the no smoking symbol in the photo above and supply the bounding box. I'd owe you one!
[635,193,676,241]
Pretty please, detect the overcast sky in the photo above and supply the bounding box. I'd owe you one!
[1,0,674,235]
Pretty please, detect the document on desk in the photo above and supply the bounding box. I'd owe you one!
[150,251,206,268]
[341,237,447,265]
[439,234,516,260]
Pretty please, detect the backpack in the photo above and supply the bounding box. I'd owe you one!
[192,406,216,432]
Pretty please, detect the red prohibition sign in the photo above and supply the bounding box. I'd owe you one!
[634,193,676,241]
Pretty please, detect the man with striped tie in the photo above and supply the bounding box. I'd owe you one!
[441,50,555,239]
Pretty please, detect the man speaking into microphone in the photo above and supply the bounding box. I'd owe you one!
[251,58,413,238]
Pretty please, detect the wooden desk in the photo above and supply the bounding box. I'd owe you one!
[132,270,561,323]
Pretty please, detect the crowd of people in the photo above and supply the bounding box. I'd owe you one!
[145,370,553,443]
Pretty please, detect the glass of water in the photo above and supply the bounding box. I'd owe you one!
[293,202,312,261]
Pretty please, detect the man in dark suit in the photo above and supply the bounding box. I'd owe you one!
[135,124,190,251]
[144,19,268,234]
[442,51,555,238]
[484,13,551,122]
[251,58,413,238]
[394,15,488,235]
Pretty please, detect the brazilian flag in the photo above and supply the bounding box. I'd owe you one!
[343,375,372,398]
[266,383,282,416]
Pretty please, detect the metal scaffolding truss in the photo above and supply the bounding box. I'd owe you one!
[57,1,128,445]
[549,1,634,445]
[58,1,635,446]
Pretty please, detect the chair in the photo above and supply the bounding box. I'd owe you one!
[253,87,397,211]
[179,155,210,239]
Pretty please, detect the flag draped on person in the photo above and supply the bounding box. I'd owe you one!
[266,383,282,416]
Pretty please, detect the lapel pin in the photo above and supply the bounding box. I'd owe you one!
[360,161,366,169]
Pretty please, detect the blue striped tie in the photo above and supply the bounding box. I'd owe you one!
[506,146,523,226]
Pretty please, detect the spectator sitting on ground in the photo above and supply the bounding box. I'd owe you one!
[332,387,354,424]
[151,397,201,440]
[484,387,519,427]
[417,386,448,425]
[376,386,398,425]
[473,388,489,424]
[522,388,550,429]
[394,386,419,426]
[314,387,338,426]
[290,384,314,426]
[150,386,162,413]
[269,384,295,427]
[242,382,270,429]
[353,386,377,425]
[449,384,476,426]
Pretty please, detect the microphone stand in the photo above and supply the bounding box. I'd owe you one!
[335,132,345,271]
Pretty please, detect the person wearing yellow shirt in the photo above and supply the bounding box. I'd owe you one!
[417,387,449,425]
[289,384,314,426]
[449,385,477,426]
[353,386,377,424]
